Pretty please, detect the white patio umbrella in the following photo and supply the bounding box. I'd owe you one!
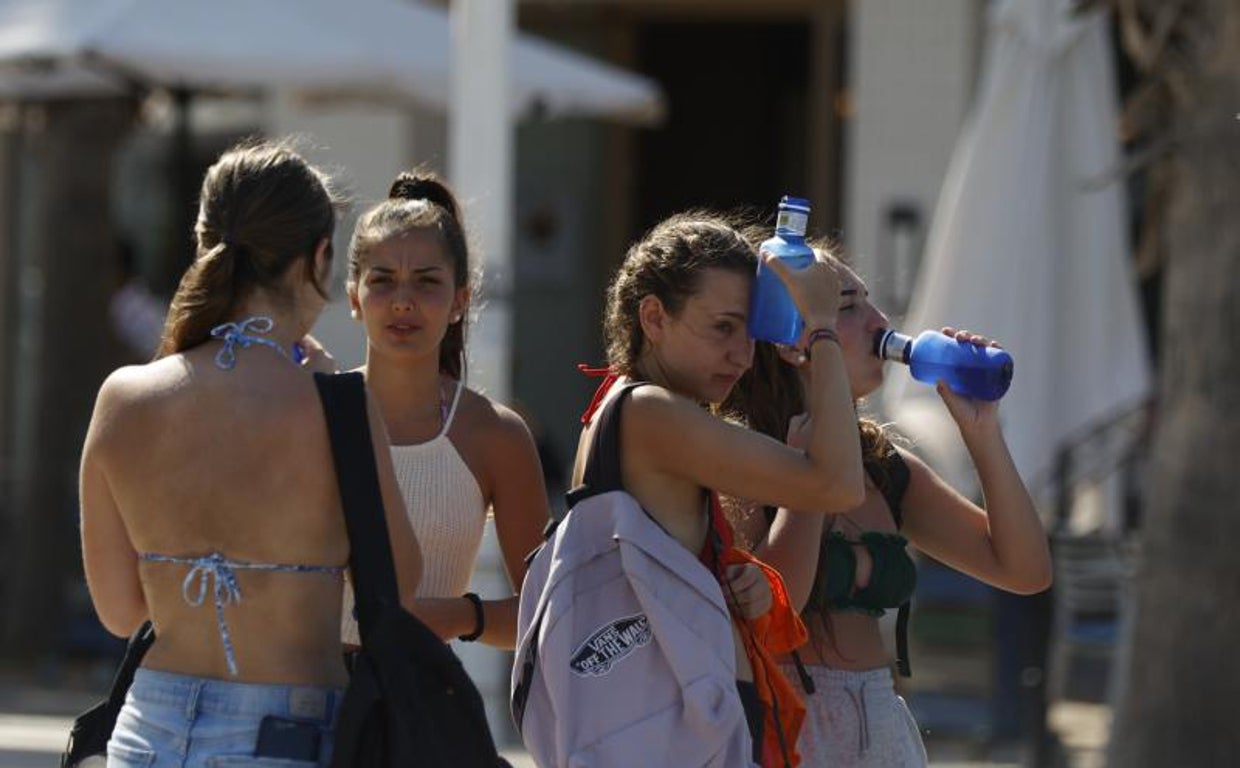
[880,0,1151,513]
[0,0,665,124]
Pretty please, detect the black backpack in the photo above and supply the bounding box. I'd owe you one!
[315,372,505,768]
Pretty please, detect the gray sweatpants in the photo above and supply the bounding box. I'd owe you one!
[781,664,928,767]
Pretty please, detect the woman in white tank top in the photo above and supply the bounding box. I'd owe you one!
[339,171,549,648]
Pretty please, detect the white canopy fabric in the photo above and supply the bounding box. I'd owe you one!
[0,0,665,124]
[880,0,1151,509]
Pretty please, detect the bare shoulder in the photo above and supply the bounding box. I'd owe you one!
[456,386,536,448]
[895,445,936,484]
[92,358,186,420]
[618,384,721,448]
[622,382,697,424]
[85,359,186,455]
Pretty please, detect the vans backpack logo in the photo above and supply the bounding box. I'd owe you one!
[569,614,652,677]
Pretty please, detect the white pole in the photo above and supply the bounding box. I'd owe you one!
[448,0,517,746]
[449,0,514,405]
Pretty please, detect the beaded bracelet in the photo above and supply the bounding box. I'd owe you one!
[459,592,484,642]
[804,327,841,359]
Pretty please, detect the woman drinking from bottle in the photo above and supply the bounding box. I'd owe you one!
[725,244,1052,767]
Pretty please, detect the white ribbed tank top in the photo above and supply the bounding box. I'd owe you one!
[342,381,486,644]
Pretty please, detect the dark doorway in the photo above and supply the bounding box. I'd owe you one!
[634,21,812,234]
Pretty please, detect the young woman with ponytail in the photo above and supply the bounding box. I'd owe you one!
[79,139,422,767]
[340,171,548,650]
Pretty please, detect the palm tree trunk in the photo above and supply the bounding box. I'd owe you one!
[1109,1,1240,763]
[0,98,134,656]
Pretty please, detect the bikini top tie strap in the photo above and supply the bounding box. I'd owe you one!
[210,316,291,370]
[179,552,243,612]
[139,551,344,676]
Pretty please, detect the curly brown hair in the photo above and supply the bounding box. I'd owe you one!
[604,212,757,376]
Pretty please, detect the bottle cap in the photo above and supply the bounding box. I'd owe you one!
[775,196,811,236]
[779,196,811,214]
[874,328,912,363]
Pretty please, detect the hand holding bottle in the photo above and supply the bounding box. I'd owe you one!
[760,252,843,333]
[876,325,1014,401]
[933,328,1003,434]
[750,196,829,344]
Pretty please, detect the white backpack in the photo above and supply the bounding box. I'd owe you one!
[511,384,755,767]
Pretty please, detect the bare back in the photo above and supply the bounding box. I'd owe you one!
[83,346,349,686]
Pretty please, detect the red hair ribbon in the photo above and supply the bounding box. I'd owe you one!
[577,363,620,424]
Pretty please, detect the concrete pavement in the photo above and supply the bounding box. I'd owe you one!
[0,671,1106,768]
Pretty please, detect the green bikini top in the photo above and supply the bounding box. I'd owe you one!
[816,529,917,616]
[801,448,917,678]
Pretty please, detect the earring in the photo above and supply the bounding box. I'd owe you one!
[451,314,462,324]
[350,308,359,320]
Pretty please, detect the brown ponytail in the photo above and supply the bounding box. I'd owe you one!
[348,169,471,380]
[156,139,340,358]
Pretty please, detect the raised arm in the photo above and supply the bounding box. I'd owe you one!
[623,255,864,511]
[901,345,1052,595]
[626,383,862,514]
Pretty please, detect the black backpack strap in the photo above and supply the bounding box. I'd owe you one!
[864,448,914,677]
[564,382,645,509]
[511,611,542,732]
[882,449,913,677]
[312,372,400,636]
[789,649,816,695]
[109,621,154,709]
[895,600,912,677]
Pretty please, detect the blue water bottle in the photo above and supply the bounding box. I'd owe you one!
[875,329,1014,401]
[748,196,815,345]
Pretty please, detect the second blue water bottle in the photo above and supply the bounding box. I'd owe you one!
[748,196,815,345]
[874,328,1014,401]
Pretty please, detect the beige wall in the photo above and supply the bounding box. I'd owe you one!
[265,93,416,372]
[844,0,983,317]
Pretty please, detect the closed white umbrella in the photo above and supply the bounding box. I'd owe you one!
[0,0,664,124]
[881,0,1151,510]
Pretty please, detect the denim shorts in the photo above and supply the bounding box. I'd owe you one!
[107,668,342,768]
